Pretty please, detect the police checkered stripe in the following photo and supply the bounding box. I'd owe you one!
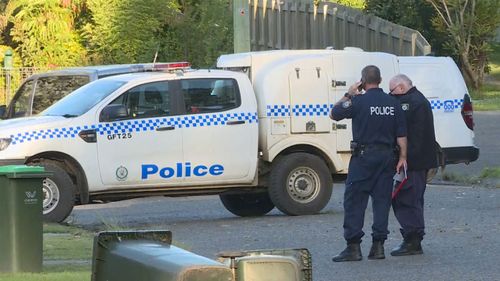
[292,104,330,116]
[266,105,290,117]
[10,125,95,145]
[96,119,162,135]
[183,112,258,127]
[430,99,463,110]
[267,104,334,117]
[9,112,258,145]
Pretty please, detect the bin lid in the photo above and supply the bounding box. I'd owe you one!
[0,165,47,178]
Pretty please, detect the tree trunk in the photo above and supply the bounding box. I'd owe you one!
[460,52,480,89]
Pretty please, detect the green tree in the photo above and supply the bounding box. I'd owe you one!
[159,0,233,67]
[365,0,441,52]
[83,0,178,64]
[427,0,500,89]
[1,0,87,67]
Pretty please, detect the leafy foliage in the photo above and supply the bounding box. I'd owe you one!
[365,0,444,53]
[159,0,233,67]
[3,0,86,67]
[0,1,498,105]
[82,0,232,67]
[427,0,500,89]
[366,0,500,89]
[83,0,178,64]
[323,0,365,9]
[0,0,234,74]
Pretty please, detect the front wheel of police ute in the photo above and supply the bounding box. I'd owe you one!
[268,153,333,216]
[35,160,76,223]
[219,191,275,217]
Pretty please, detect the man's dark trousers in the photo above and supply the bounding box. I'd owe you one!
[343,150,394,242]
[392,170,426,239]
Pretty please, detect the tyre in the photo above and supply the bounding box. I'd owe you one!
[220,191,275,217]
[269,153,333,215]
[36,160,76,223]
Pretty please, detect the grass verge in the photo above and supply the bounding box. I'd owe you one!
[479,167,500,179]
[0,221,190,281]
[0,223,93,281]
[0,271,90,281]
[473,97,500,111]
[488,43,500,80]
[441,166,500,188]
[471,43,500,111]
[471,85,500,111]
[44,224,93,260]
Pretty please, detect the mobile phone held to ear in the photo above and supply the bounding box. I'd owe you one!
[357,78,365,92]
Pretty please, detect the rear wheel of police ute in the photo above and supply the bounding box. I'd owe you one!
[37,160,76,223]
[269,153,332,216]
[220,191,275,217]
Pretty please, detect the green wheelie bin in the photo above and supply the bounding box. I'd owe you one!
[0,165,49,273]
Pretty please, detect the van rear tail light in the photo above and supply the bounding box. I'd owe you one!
[461,94,474,130]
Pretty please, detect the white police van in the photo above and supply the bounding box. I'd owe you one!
[0,50,478,222]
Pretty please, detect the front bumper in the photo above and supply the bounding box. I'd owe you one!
[443,146,480,165]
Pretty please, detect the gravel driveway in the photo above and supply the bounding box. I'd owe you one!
[70,182,500,281]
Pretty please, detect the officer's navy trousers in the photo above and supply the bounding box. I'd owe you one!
[392,170,426,239]
[343,150,394,243]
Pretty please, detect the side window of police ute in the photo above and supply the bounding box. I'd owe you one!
[32,75,90,115]
[109,81,171,119]
[11,79,34,118]
[182,78,241,114]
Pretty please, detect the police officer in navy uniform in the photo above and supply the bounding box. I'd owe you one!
[388,74,437,256]
[330,65,407,262]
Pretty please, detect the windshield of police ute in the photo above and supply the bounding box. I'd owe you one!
[41,79,126,117]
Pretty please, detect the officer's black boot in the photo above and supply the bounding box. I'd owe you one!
[332,243,362,262]
[368,240,385,260]
[390,235,423,256]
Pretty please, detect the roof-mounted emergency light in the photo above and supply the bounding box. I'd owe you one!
[152,62,191,72]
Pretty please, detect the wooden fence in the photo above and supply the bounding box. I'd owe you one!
[234,0,431,56]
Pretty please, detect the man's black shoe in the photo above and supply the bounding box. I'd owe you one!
[390,239,423,256]
[368,240,385,259]
[332,243,362,262]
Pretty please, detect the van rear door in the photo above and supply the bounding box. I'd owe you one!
[331,51,399,152]
[288,57,332,134]
[398,56,479,164]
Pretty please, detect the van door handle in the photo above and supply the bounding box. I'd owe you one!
[226,120,246,125]
[156,126,175,131]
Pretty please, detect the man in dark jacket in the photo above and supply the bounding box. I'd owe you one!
[389,74,438,256]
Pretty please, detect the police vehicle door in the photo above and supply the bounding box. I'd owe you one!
[96,81,184,186]
[180,77,258,184]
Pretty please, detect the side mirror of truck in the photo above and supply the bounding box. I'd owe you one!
[100,104,128,122]
[0,105,5,118]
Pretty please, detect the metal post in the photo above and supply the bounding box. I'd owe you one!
[3,50,13,104]
[233,0,251,53]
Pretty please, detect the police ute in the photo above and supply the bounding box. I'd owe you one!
[0,50,479,222]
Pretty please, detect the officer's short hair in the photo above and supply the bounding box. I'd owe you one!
[391,74,413,87]
[361,65,382,84]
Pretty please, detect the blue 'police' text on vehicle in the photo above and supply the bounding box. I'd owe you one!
[141,163,224,179]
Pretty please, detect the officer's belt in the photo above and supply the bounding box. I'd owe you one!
[358,143,393,152]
